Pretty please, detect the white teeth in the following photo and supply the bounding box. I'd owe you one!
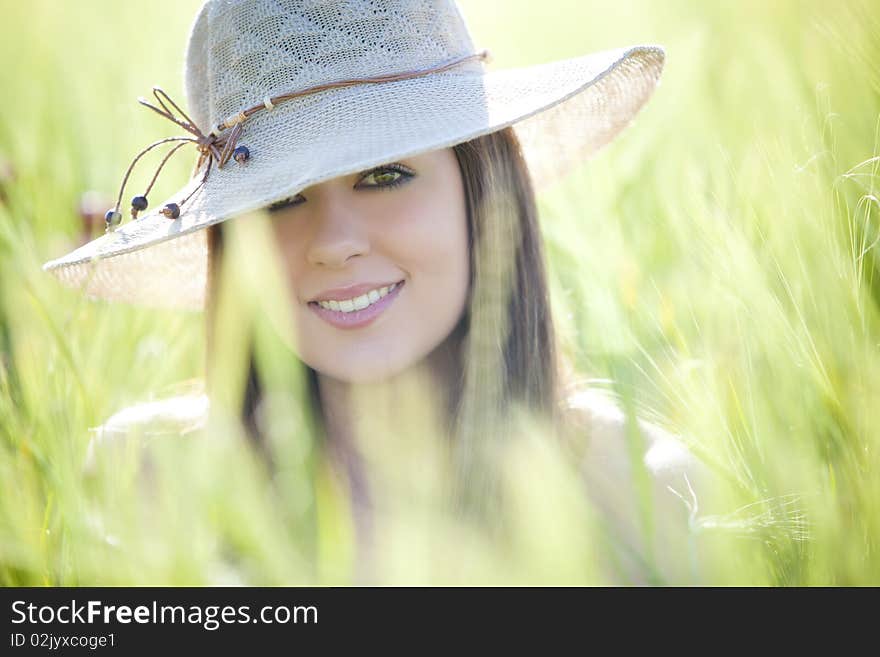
[316,281,400,312]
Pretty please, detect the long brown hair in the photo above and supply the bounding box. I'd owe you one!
[206,126,572,514]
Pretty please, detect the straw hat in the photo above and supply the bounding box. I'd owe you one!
[41,0,665,311]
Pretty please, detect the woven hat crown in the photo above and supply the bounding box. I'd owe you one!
[186,0,483,132]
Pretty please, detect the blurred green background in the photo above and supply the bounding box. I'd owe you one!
[1,0,878,585]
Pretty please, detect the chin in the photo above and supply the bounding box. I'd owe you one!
[313,351,416,385]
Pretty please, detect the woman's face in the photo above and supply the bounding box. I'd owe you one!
[269,147,470,384]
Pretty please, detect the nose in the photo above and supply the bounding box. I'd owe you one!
[304,196,370,268]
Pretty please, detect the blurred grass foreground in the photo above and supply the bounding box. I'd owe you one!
[1,0,879,585]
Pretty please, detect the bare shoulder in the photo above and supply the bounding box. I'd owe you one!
[84,379,210,471]
[561,385,710,583]
[563,386,705,481]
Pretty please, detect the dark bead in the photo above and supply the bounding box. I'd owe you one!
[233,145,250,163]
[161,203,180,219]
[104,209,122,227]
[131,195,148,211]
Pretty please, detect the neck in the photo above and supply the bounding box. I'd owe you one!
[314,328,463,583]
[317,327,463,451]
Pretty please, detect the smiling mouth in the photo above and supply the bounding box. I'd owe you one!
[308,280,404,313]
[307,279,405,330]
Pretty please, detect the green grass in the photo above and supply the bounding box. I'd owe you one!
[1,0,878,585]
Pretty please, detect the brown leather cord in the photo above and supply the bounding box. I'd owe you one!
[107,49,491,232]
[213,48,492,132]
[111,136,196,216]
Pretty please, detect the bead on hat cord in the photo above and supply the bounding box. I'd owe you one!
[105,49,492,233]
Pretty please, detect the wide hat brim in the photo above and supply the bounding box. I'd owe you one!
[42,45,665,311]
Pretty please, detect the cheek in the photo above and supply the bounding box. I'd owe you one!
[386,190,470,334]
[272,223,310,289]
[385,186,469,281]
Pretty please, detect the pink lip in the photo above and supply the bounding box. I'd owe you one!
[308,280,405,330]
[310,280,403,302]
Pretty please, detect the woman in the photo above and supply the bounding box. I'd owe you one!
[47,0,705,583]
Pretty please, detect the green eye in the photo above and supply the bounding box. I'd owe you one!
[366,170,400,185]
[356,164,415,190]
[268,165,414,212]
